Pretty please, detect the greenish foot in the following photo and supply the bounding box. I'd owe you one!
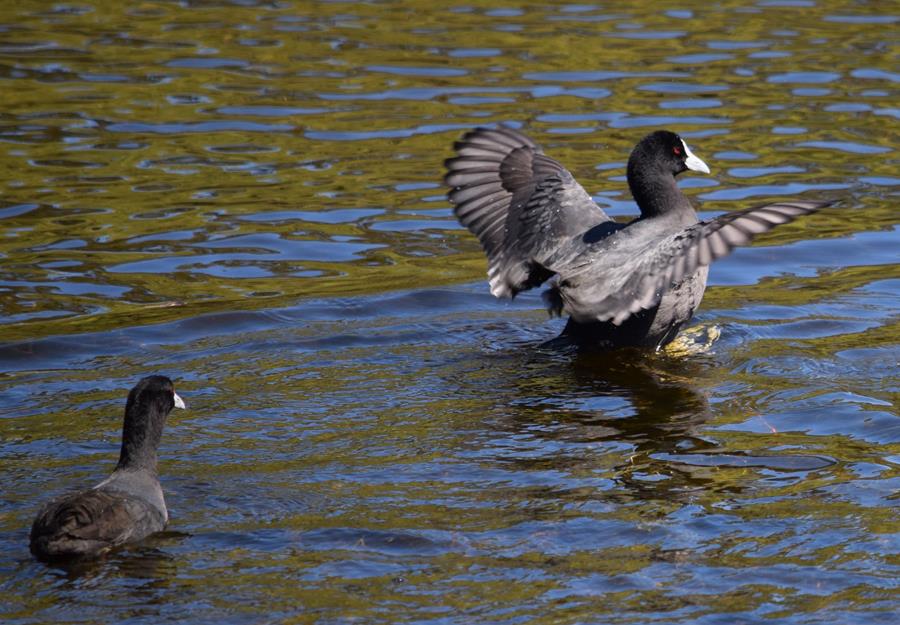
[663,324,722,356]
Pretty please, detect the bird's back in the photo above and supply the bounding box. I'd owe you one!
[549,213,710,349]
[29,486,166,560]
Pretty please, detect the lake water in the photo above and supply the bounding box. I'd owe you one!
[0,1,898,623]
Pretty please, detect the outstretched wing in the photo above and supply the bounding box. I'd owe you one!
[445,126,613,298]
[30,488,165,559]
[556,200,831,325]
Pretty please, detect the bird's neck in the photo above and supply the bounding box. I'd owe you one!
[628,166,694,220]
[116,405,165,472]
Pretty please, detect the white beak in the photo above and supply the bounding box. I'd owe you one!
[173,392,186,410]
[682,139,710,174]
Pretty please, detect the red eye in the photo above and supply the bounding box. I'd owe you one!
[673,146,682,156]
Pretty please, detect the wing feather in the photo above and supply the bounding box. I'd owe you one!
[30,488,166,559]
[555,200,831,324]
[445,126,612,298]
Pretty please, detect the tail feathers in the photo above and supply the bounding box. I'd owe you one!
[30,533,113,559]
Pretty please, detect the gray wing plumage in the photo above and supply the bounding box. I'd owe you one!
[554,200,831,325]
[445,126,613,298]
[30,488,166,559]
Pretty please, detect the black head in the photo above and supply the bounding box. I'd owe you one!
[118,375,185,470]
[125,375,184,415]
[629,130,710,178]
[627,130,710,217]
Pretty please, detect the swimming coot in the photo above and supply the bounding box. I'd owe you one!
[29,375,185,560]
[445,126,831,349]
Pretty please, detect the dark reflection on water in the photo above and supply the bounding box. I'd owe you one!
[1,0,898,623]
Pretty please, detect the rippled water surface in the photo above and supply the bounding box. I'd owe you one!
[1,1,898,623]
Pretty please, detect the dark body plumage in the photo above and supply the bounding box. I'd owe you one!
[29,375,185,561]
[444,126,830,350]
